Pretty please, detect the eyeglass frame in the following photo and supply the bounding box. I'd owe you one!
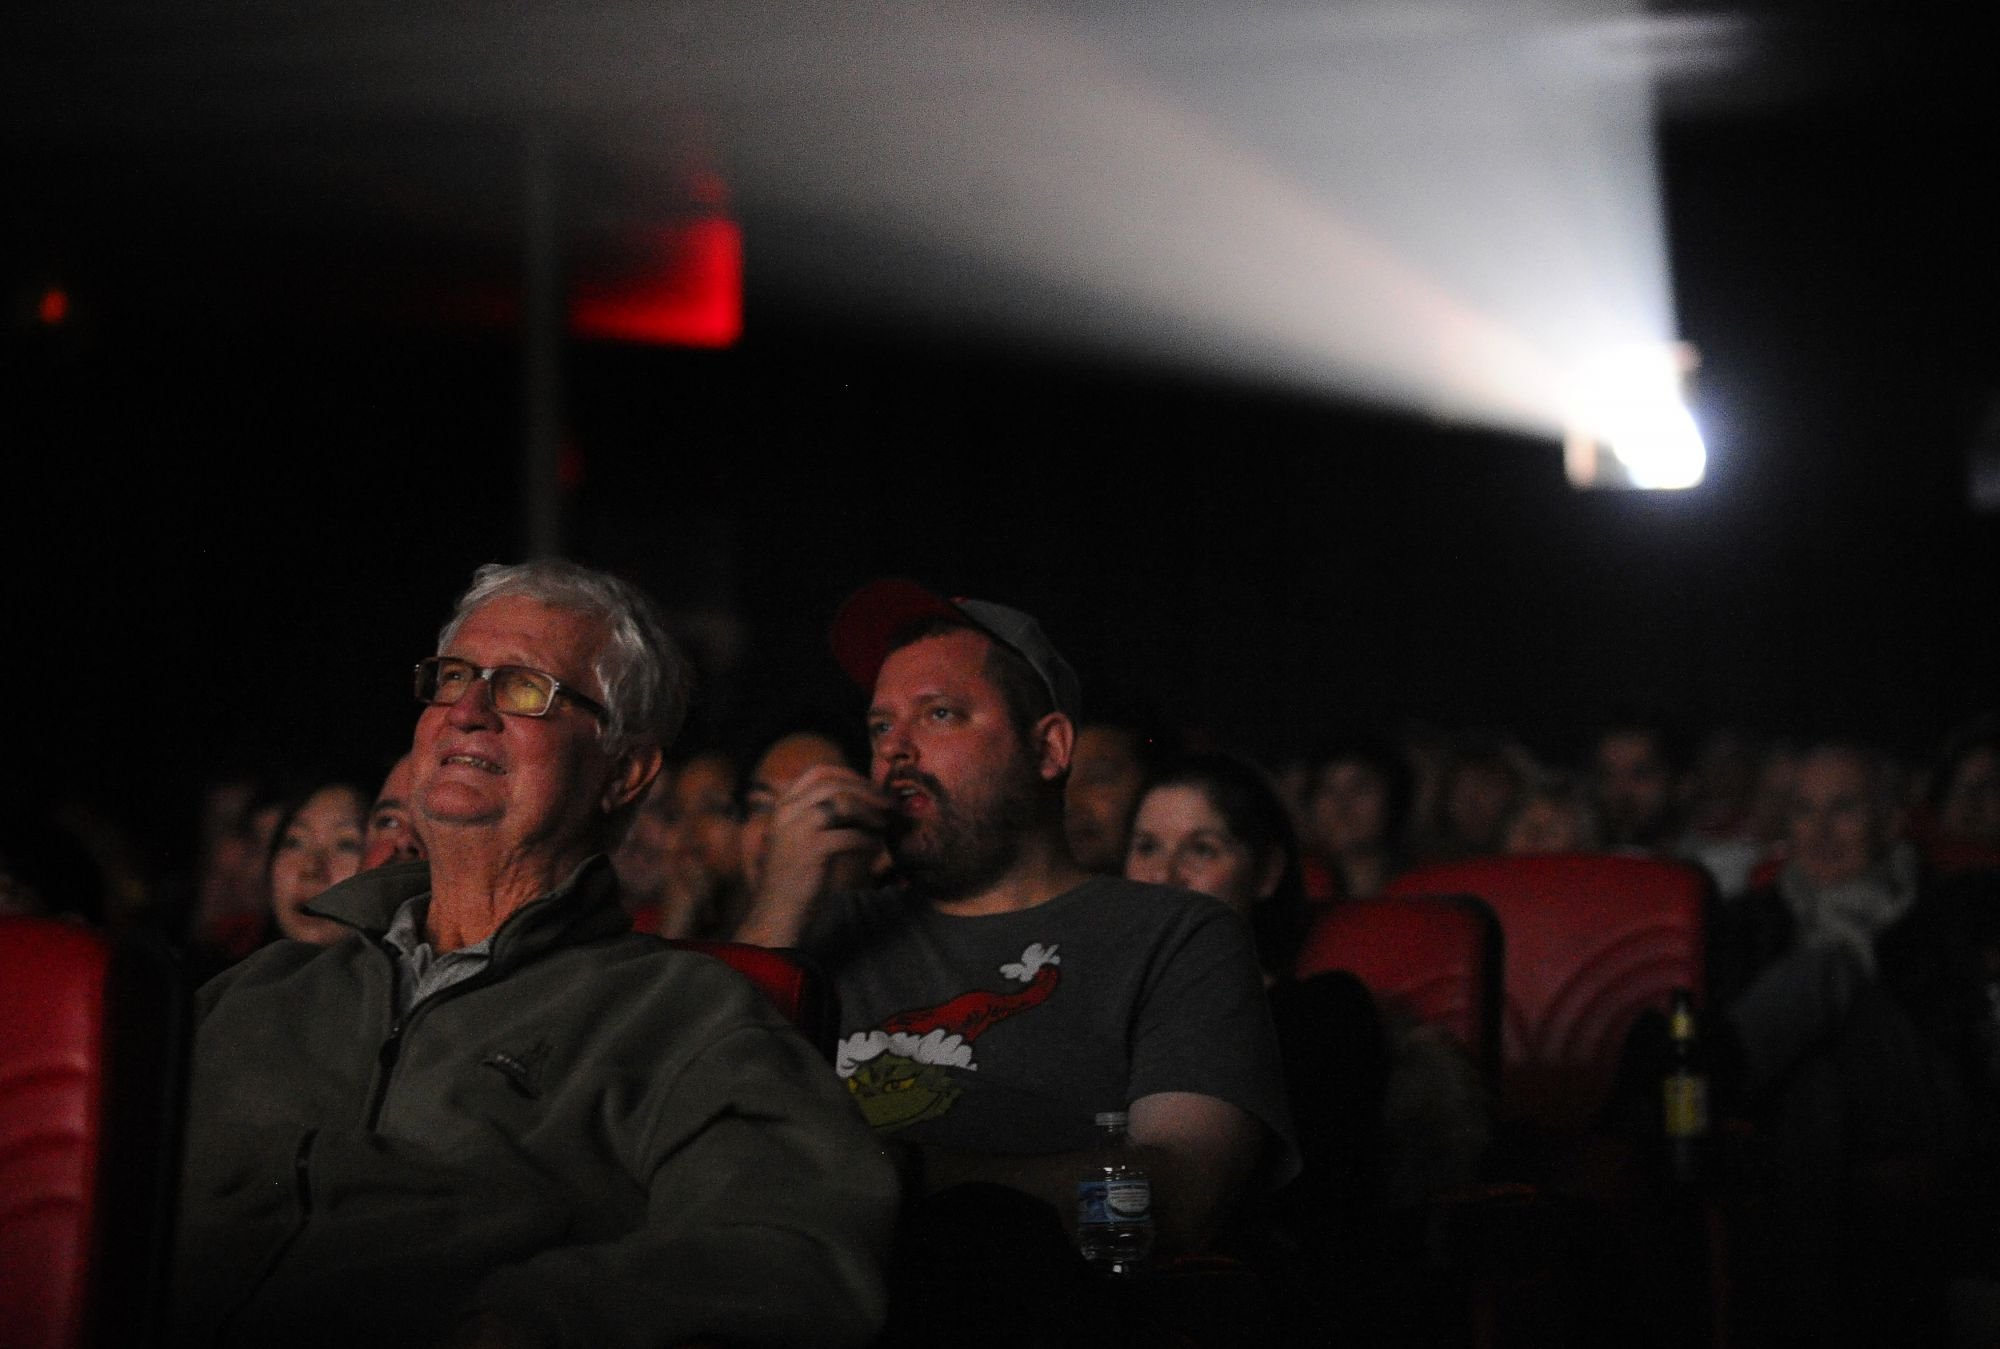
[413,655,610,723]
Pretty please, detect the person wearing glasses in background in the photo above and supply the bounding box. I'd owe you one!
[171,560,897,1349]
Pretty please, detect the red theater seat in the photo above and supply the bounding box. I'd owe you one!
[1293,895,1503,1084]
[664,940,839,1059]
[0,918,186,1349]
[1384,854,1710,1133]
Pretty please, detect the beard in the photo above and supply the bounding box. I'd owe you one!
[886,752,1044,903]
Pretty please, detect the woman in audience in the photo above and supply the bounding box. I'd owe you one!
[1303,736,1413,901]
[266,778,369,945]
[1124,750,1308,980]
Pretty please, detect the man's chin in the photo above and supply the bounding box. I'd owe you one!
[415,790,506,830]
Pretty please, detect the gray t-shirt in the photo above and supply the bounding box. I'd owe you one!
[801,876,1297,1174]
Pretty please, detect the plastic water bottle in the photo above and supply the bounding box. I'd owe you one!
[1076,1110,1154,1275]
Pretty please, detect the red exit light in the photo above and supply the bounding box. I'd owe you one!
[570,218,743,348]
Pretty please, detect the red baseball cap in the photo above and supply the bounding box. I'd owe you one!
[829,578,1082,721]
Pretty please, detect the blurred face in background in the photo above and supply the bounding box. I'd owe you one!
[1787,748,1895,889]
[270,785,367,944]
[1443,759,1519,856]
[361,754,426,870]
[1125,783,1275,918]
[1065,725,1147,873]
[739,732,864,894]
[1939,746,2000,846]
[199,783,286,923]
[1309,759,1389,860]
[1504,792,1592,854]
[663,752,744,892]
[1595,731,1673,846]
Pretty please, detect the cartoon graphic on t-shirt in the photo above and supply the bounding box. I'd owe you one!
[836,943,1060,1130]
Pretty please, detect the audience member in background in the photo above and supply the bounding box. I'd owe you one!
[1063,694,1182,874]
[1677,730,1792,897]
[1302,735,1413,901]
[1922,716,2000,872]
[189,775,286,965]
[266,778,369,945]
[613,749,747,937]
[1716,742,1921,1017]
[1590,717,1683,853]
[1501,770,1601,854]
[359,753,425,871]
[1426,733,1528,861]
[1678,727,1762,841]
[1125,751,1308,981]
[1744,740,1802,848]
[1711,740,1965,1348]
[738,729,881,906]
[665,748,750,933]
[612,768,680,930]
[1127,751,1492,1232]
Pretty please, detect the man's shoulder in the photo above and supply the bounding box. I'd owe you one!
[1039,875,1241,940]
[1062,874,1231,915]
[814,876,1228,931]
[306,858,433,933]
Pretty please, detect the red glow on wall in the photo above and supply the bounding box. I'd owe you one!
[569,218,743,348]
[37,286,70,326]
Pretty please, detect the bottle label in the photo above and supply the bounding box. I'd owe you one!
[1076,1178,1108,1226]
[1106,1177,1151,1222]
[1077,1176,1153,1226]
[1664,1071,1709,1138]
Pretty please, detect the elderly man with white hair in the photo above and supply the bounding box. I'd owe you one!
[172,560,897,1349]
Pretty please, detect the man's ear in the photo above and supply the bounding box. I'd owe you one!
[601,743,664,815]
[1034,713,1076,782]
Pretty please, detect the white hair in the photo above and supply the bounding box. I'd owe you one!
[437,560,693,755]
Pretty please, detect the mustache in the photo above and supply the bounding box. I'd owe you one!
[882,768,946,800]
[881,769,944,841]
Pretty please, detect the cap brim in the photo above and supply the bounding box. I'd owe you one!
[829,578,966,695]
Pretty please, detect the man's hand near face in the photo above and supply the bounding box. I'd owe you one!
[735,764,891,946]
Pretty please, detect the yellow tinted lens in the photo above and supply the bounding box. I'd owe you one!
[428,658,476,702]
[491,667,555,715]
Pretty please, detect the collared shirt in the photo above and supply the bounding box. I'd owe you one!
[381,894,494,1016]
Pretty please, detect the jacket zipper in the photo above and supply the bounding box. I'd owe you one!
[361,960,506,1132]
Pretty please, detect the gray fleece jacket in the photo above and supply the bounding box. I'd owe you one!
[171,856,897,1349]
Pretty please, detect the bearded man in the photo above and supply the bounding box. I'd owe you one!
[737,579,1293,1264]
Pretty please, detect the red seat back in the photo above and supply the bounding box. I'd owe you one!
[1384,854,1710,1132]
[1293,895,1502,1083]
[664,940,839,1059]
[0,919,184,1349]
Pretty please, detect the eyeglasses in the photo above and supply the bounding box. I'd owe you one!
[413,656,609,723]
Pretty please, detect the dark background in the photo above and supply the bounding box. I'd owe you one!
[3,8,1996,884]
